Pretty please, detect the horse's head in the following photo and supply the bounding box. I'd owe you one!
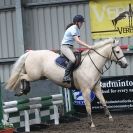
[110,40,128,68]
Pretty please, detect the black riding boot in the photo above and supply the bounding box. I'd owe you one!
[63,61,74,83]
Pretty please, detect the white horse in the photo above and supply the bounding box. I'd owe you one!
[5,38,128,128]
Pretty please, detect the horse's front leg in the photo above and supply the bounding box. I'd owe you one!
[81,88,95,128]
[93,84,113,121]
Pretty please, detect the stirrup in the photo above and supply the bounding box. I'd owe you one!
[63,76,71,83]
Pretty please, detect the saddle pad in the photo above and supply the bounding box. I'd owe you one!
[55,56,69,68]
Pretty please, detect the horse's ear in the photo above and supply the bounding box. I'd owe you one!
[113,39,119,46]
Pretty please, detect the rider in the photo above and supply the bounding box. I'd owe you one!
[61,14,92,82]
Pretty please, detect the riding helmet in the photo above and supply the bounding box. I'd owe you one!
[73,15,85,23]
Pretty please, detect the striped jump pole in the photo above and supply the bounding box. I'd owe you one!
[3,94,63,132]
[3,94,62,108]
[4,100,63,113]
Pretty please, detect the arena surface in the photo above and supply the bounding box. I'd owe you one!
[27,111,133,133]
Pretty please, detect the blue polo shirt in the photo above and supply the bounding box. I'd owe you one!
[61,25,80,46]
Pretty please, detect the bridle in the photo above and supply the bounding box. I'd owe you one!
[79,44,126,89]
[86,45,125,75]
[111,47,125,64]
[80,43,125,88]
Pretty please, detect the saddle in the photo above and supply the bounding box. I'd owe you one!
[55,51,82,70]
[55,49,87,87]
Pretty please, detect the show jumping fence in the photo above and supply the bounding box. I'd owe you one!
[0,85,74,132]
[3,94,63,132]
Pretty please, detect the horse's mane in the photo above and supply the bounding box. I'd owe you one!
[82,38,114,55]
[92,38,114,49]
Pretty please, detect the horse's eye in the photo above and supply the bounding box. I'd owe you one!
[116,51,120,54]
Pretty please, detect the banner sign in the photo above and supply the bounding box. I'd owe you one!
[89,0,133,39]
[72,75,133,111]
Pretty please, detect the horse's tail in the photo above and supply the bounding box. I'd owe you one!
[5,52,30,91]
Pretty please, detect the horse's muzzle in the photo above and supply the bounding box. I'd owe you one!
[119,62,128,68]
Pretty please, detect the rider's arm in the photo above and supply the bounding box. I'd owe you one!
[74,36,92,49]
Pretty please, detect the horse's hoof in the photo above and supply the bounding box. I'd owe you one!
[14,88,30,96]
[91,122,96,128]
[15,92,23,97]
[90,124,96,131]
[22,87,31,95]
[109,117,114,122]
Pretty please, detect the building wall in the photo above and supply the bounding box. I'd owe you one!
[0,0,15,6]
[22,0,91,50]
[0,0,24,82]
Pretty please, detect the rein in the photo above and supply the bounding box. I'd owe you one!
[86,46,125,75]
[79,43,126,89]
[88,49,112,75]
[80,45,125,75]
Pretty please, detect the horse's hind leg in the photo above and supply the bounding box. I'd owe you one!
[81,88,95,128]
[93,84,113,121]
[15,73,32,96]
[15,79,31,96]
